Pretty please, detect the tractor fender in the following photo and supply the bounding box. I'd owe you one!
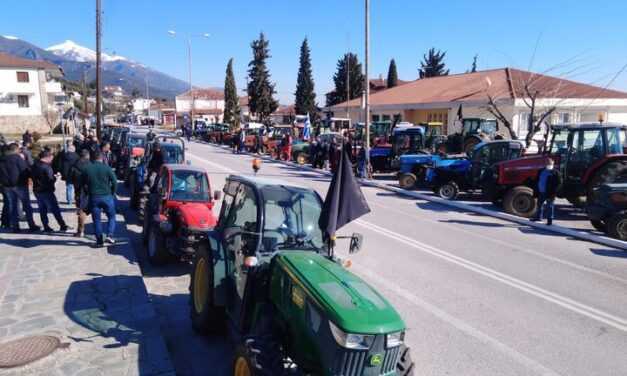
[177,203,217,231]
[582,155,627,184]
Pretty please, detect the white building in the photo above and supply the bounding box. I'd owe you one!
[329,67,627,149]
[0,52,65,134]
[132,98,154,114]
[175,88,225,125]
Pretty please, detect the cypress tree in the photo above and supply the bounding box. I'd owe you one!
[471,54,478,73]
[418,48,450,78]
[223,58,240,129]
[295,38,317,116]
[325,53,364,107]
[247,32,278,123]
[387,59,399,88]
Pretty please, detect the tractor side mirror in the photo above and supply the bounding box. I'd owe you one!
[349,233,363,254]
[213,190,222,201]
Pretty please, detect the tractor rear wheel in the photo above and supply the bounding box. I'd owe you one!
[190,244,224,334]
[396,344,415,376]
[399,173,417,190]
[503,186,537,218]
[438,182,459,200]
[147,225,170,265]
[590,219,606,232]
[607,214,627,240]
[587,161,627,204]
[233,337,284,376]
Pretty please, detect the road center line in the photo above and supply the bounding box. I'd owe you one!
[356,219,627,332]
[367,200,627,285]
[349,263,562,376]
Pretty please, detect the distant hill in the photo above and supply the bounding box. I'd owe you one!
[0,35,189,99]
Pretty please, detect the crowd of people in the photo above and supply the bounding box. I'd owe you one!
[0,131,117,247]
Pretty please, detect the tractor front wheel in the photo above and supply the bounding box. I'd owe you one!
[190,244,224,334]
[503,186,537,218]
[399,173,417,190]
[607,214,627,240]
[147,225,170,265]
[438,182,459,200]
[396,344,415,376]
[233,337,284,376]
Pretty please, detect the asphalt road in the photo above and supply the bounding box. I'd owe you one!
[148,140,627,376]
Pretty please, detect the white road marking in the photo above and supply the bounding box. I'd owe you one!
[356,219,627,332]
[188,152,237,173]
[350,263,562,376]
[368,200,627,286]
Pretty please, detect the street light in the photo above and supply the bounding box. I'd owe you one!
[168,30,210,130]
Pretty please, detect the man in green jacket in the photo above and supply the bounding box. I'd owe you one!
[82,150,117,247]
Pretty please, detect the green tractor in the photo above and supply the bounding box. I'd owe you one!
[190,175,415,375]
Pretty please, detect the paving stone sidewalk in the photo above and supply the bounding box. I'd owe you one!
[0,190,174,376]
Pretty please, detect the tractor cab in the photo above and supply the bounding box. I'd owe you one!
[419,122,447,151]
[142,164,219,265]
[491,123,627,217]
[190,175,414,376]
[446,118,500,154]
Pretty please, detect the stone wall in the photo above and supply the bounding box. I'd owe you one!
[0,115,51,135]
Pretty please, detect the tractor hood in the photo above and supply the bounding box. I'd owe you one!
[276,251,405,334]
[370,146,392,158]
[177,203,217,230]
[399,154,434,165]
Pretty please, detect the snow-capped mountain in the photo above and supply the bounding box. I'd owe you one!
[0,35,188,99]
[46,40,127,63]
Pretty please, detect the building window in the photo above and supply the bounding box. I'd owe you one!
[559,112,571,124]
[17,95,29,108]
[382,114,391,121]
[372,114,380,122]
[16,72,29,83]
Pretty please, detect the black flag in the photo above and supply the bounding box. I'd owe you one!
[319,148,371,240]
[456,103,463,121]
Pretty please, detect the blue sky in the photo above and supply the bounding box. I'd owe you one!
[3,0,627,103]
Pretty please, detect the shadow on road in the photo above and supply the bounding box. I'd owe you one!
[590,248,627,258]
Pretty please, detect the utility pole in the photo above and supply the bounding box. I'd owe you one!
[187,37,194,131]
[95,0,102,141]
[364,0,371,173]
[346,52,350,119]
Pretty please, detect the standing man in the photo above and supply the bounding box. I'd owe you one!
[60,144,79,205]
[82,150,117,246]
[22,130,32,145]
[31,150,71,232]
[70,149,91,237]
[0,143,39,233]
[101,142,113,167]
[532,158,562,226]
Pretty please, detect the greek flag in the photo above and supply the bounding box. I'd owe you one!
[303,113,311,141]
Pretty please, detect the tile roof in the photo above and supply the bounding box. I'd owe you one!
[178,88,224,100]
[0,52,60,71]
[331,68,627,110]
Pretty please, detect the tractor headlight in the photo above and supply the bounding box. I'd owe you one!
[329,321,374,350]
[386,331,404,348]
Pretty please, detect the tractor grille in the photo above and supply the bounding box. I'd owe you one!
[333,350,367,376]
[332,346,400,376]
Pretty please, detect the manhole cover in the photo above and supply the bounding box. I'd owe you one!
[0,336,63,368]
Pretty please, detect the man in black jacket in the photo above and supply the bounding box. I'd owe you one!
[532,158,563,225]
[0,143,39,232]
[70,149,91,237]
[32,150,70,232]
[58,144,79,205]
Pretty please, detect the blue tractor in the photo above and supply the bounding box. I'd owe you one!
[397,152,466,189]
[370,125,428,172]
[426,140,524,200]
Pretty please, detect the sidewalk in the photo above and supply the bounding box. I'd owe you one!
[0,189,174,375]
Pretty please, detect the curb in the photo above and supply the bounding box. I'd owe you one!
[201,141,627,251]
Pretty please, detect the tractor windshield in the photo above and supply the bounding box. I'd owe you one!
[128,136,145,148]
[393,133,424,156]
[170,170,209,201]
[161,145,184,164]
[260,186,325,252]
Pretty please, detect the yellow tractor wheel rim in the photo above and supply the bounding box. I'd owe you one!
[193,258,208,314]
[234,357,251,376]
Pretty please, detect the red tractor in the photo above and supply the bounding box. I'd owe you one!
[142,164,220,265]
[487,123,627,217]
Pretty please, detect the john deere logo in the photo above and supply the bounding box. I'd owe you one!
[369,354,383,367]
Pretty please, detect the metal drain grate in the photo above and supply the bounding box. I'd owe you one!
[0,335,63,368]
